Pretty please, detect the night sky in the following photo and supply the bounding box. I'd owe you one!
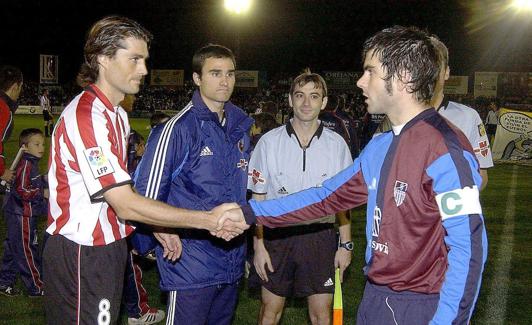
[2,0,531,84]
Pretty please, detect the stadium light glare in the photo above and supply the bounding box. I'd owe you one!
[224,0,252,14]
[511,0,532,11]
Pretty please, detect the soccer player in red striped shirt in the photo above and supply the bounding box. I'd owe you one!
[43,16,247,325]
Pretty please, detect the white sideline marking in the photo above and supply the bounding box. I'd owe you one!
[482,165,517,324]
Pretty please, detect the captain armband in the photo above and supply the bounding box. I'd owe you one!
[436,186,482,220]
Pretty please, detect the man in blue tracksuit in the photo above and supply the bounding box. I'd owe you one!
[134,44,253,325]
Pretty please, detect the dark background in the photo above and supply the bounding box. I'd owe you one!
[2,0,531,84]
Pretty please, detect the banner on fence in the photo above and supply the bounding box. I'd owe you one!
[444,76,468,95]
[492,108,532,163]
[40,54,59,84]
[235,70,259,88]
[323,71,359,90]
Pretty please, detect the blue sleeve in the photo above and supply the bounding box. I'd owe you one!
[132,118,190,253]
[426,151,488,325]
[134,119,189,201]
[250,159,368,228]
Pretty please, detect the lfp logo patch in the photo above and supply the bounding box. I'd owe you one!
[84,147,114,178]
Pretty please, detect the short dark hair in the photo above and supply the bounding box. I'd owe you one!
[361,25,440,103]
[192,44,236,76]
[19,128,43,147]
[0,65,23,92]
[290,68,328,98]
[78,16,153,85]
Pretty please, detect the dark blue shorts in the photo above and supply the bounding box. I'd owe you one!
[166,282,239,325]
[356,281,439,325]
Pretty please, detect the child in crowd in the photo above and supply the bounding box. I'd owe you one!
[0,128,47,297]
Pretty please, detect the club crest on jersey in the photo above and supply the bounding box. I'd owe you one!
[238,139,245,153]
[84,146,114,179]
[237,158,248,170]
[393,180,408,206]
[248,168,265,185]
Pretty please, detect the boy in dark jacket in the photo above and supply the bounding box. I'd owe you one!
[0,128,47,297]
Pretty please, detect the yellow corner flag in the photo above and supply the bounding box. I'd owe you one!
[333,268,343,325]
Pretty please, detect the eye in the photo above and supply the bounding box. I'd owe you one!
[212,71,221,77]
[227,72,235,78]
[311,94,320,100]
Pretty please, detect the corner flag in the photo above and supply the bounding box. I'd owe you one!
[333,268,343,325]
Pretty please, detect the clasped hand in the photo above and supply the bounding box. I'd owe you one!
[209,203,249,241]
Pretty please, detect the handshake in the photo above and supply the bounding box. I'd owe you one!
[208,203,250,241]
[155,203,250,261]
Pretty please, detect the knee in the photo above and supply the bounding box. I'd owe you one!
[309,311,331,325]
[259,304,283,325]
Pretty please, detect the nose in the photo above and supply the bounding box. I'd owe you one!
[356,73,367,90]
[303,95,311,106]
[138,60,148,76]
[220,75,229,86]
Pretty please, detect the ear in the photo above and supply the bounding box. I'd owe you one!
[288,94,293,108]
[320,96,328,111]
[97,54,109,71]
[192,72,201,87]
[444,66,450,81]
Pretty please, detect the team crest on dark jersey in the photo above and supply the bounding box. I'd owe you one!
[237,158,248,170]
[393,180,408,206]
[238,139,245,153]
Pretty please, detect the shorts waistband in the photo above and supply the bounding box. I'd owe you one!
[264,222,334,238]
[366,281,440,300]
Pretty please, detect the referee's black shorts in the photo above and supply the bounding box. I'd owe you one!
[258,223,337,298]
[43,234,127,325]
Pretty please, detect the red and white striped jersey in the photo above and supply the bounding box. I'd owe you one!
[46,85,134,246]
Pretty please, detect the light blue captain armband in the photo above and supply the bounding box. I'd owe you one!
[435,185,482,220]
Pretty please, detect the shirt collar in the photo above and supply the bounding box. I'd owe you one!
[191,90,240,123]
[285,119,324,140]
[85,84,117,113]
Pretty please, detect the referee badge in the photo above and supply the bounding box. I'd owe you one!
[248,168,265,185]
[393,180,408,207]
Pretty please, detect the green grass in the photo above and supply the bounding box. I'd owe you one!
[1,115,531,324]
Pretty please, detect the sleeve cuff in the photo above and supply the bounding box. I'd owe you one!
[241,204,256,225]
